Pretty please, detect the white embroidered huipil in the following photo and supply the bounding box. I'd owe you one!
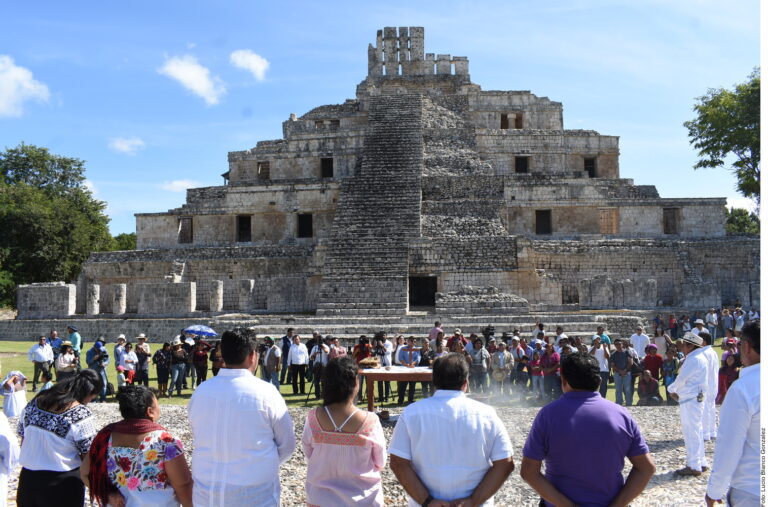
[189,368,296,507]
[706,363,760,501]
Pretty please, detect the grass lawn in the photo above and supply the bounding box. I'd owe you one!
[0,338,728,408]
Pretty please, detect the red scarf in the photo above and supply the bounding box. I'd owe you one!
[88,418,166,506]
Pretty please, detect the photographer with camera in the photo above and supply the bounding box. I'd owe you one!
[372,335,392,403]
[85,340,110,402]
[310,337,330,399]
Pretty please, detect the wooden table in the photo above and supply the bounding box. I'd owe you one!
[361,366,433,412]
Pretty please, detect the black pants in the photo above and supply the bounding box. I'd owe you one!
[291,364,307,394]
[397,381,416,405]
[312,364,324,399]
[134,369,149,387]
[32,361,50,390]
[195,364,208,386]
[18,467,84,507]
[377,380,391,403]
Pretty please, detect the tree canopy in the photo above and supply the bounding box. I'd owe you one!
[684,69,760,207]
[725,207,760,236]
[0,144,114,306]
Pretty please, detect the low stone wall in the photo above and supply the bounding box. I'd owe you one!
[136,282,196,315]
[17,283,76,319]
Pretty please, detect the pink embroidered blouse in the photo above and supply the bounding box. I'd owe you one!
[301,408,386,507]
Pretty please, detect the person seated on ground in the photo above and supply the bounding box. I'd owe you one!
[82,384,192,507]
[2,371,27,418]
[715,354,740,404]
[302,356,387,507]
[641,344,663,380]
[39,371,54,392]
[636,370,662,406]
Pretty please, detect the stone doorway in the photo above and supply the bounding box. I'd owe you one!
[409,276,437,307]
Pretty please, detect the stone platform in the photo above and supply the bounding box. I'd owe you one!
[0,310,647,345]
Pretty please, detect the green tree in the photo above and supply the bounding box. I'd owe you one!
[1,143,86,192]
[684,69,760,207]
[108,232,137,251]
[0,144,112,306]
[725,207,760,236]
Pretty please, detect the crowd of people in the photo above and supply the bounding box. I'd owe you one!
[0,309,759,506]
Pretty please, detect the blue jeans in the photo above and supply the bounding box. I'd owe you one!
[267,370,280,390]
[170,364,186,395]
[95,368,108,402]
[599,371,610,398]
[614,373,632,405]
[531,376,544,399]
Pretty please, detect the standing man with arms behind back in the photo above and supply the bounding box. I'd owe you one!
[189,328,296,506]
[706,320,760,506]
[389,354,515,506]
[667,332,709,476]
[521,352,655,507]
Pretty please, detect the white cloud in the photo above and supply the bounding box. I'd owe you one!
[108,136,145,154]
[726,196,757,212]
[0,55,50,117]
[230,49,270,81]
[158,55,225,105]
[159,179,202,192]
[83,179,98,195]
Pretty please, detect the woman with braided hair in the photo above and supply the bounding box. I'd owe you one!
[81,384,192,506]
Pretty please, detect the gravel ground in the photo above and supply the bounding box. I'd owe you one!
[6,402,715,506]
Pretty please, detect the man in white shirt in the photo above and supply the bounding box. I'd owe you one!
[287,335,309,395]
[113,335,126,371]
[629,326,650,356]
[704,309,718,339]
[554,326,568,345]
[590,336,611,398]
[189,327,296,507]
[697,332,720,441]
[389,354,515,506]
[747,307,759,321]
[706,320,760,506]
[309,337,330,399]
[667,332,709,476]
[27,336,53,392]
[261,337,282,390]
[691,319,705,336]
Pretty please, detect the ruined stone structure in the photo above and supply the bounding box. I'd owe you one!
[13,27,760,330]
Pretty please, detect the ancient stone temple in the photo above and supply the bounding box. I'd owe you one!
[14,27,760,327]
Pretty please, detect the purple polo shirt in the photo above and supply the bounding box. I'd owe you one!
[523,390,649,507]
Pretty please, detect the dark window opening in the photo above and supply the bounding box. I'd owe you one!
[257,161,270,180]
[409,276,437,307]
[535,210,552,235]
[562,284,579,304]
[178,217,193,244]
[663,208,680,235]
[314,120,324,129]
[514,114,523,129]
[321,158,334,178]
[515,156,529,174]
[236,215,252,242]
[297,213,313,238]
[584,157,597,178]
[500,113,509,130]
[330,119,340,129]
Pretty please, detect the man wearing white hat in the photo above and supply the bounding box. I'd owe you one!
[113,335,126,371]
[691,319,705,336]
[668,332,709,476]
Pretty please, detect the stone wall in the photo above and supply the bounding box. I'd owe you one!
[136,282,196,315]
[17,283,76,319]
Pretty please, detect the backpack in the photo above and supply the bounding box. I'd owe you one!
[106,382,115,396]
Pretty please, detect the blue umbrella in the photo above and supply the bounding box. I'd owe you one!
[183,325,218,337]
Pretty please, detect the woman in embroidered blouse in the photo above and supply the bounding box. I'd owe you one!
[302,356,386,507]
[81,384,192,507]
[16,369,101,507]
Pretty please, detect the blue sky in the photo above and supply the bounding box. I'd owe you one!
[0,0,760,235]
